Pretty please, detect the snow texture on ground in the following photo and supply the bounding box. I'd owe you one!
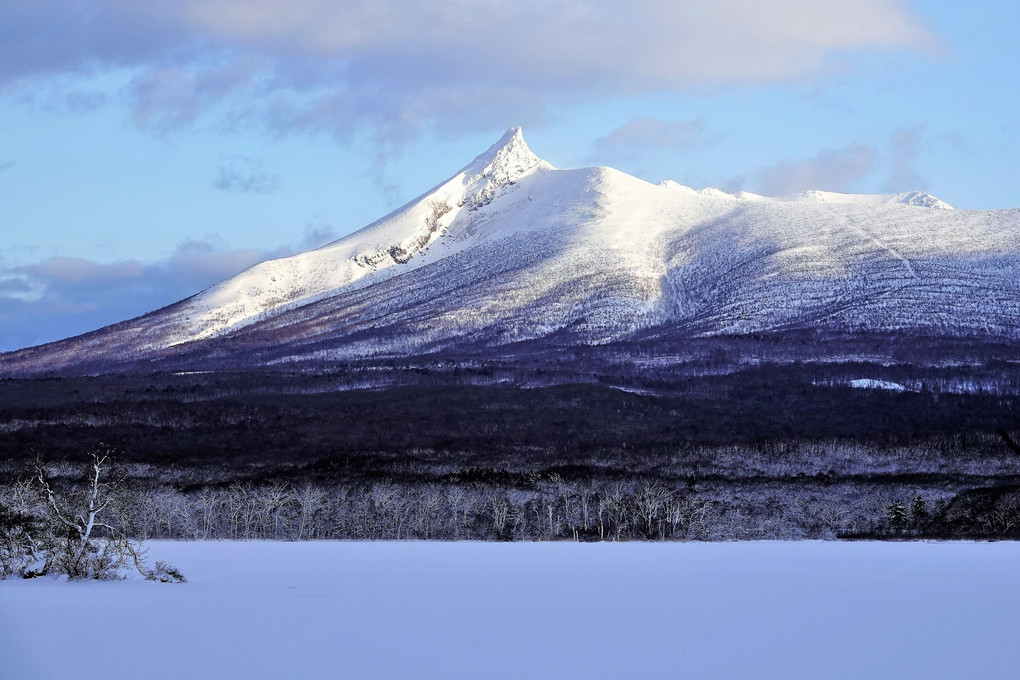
[2,540,1018,680]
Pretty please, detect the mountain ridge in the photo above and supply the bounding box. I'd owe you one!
[2,127,1018,376]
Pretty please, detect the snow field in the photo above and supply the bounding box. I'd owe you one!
[3,540,1019,680]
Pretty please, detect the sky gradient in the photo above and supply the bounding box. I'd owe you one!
[1,0,1018,351]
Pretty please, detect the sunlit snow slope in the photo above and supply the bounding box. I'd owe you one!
[2,127,1019,374]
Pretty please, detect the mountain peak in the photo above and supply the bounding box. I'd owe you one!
[461,126,543,209]
[493,125,526,150]
[898,191,954,210]
[466,126,541,178]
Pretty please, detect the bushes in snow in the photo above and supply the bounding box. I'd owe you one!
[0,448,183,581]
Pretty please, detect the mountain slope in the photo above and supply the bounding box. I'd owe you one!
[3,127,1019,375]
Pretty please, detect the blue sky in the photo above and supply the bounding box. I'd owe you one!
[1,0,1018,351]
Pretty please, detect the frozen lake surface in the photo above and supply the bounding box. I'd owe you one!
[3,540,1018,679]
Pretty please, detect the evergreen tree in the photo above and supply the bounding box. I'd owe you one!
[886,500,909,528]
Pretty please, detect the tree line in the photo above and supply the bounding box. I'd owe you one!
[6,446,1020,581]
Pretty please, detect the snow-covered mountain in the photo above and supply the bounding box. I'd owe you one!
[3,127,1019,375]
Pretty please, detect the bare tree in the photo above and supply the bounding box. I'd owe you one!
[294,483,326,540]
[31,449,182,581]
[445,486,468,539]
[254,484,293,538]
[195,488,222,539]
[606,484,630,541]
[490,495,510,538]
[634,483,668,539]
[665,494,713,540]
[35,450,130,578]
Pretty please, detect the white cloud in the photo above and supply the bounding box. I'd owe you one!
[169,0,937,86]
[0,0,939,141]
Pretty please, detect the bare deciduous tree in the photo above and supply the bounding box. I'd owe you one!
[28,448,183,581]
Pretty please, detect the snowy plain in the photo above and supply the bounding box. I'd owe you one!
[2,540,1018,680]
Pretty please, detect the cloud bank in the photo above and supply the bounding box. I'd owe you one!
[0,228,338,352]
[1,0,938,141]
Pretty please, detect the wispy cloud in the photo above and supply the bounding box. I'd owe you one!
[746,144,879,196]
[213,156,280,194]
[45,88,108,114]
[297,222,339,250]
[593,117,706,162]
[884,125,927,192]
[733,127,933,197]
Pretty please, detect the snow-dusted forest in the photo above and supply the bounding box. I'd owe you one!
[3,362,1019,582]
